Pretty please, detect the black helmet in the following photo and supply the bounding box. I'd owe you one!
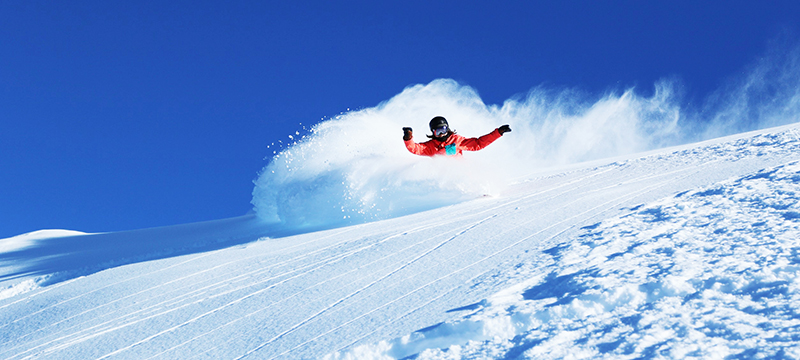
[429,116,448,130]
[428,116,452,139]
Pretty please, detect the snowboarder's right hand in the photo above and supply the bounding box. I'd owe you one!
[402,127,413,141]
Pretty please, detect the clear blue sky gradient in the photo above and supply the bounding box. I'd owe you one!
[2,1,799,238]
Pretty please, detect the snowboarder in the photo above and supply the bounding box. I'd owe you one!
[402,116,511,157]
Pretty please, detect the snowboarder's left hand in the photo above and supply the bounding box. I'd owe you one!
[403,127,413,141]
[498,124,511,135]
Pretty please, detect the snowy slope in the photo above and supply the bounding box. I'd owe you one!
[3,123,800,359]
[331,129,800,359]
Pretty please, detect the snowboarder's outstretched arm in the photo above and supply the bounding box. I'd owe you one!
[458,125,511,151]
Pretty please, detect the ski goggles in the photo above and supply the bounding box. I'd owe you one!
[433,125,448,137]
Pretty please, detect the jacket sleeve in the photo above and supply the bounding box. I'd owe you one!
[458,129,503,151]
[404,138,438,156]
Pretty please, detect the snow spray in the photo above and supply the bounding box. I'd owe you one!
[252,79,684,229]
[252,41,800,230]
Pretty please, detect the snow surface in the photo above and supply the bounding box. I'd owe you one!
[3,121,800,359]
[0,230,88,253]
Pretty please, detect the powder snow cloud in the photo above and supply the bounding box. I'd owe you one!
[252,41,800,231]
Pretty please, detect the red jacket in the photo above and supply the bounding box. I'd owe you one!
[404,129,503,157]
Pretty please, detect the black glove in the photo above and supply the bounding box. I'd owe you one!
[402,127,413,141]
[498,124,511,135]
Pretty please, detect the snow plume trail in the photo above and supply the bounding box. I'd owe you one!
[252,41,800,231]
[251,79,682,230]
[697,35,800,140]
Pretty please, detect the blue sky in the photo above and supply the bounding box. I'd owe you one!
[2,1,799,238]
